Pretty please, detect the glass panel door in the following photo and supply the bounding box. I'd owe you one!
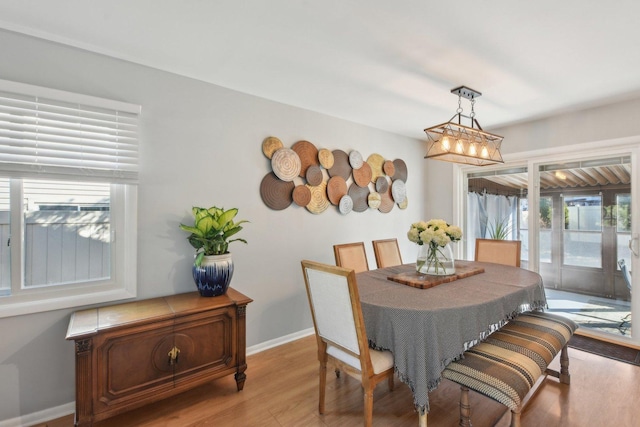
[538,157,633,337]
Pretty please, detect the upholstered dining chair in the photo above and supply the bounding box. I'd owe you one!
[372,238,403,268]
[474,238,522,267]
[333,242,369,273]
[301,260,395,427]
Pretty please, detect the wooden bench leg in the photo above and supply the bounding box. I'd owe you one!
[510,408,521,427]
[560,345,570,384]
[459,386,472,427]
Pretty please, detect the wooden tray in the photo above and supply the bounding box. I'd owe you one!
[387,264,485,289]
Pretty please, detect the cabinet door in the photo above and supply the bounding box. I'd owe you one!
[172,306,237,385]
[94,320,176,412]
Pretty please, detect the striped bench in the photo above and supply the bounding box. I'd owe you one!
[443,311,578,427]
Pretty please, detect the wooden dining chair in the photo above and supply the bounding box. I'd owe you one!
[372,238,403,268]
[333,242,369,273]
[300,260,394,427]
[474,238,522,267]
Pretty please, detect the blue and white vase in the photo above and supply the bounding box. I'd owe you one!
[192,253,234,297]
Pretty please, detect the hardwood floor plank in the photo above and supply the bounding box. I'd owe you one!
[39,335,634,427]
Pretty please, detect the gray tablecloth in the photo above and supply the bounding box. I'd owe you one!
[356,260,547,414]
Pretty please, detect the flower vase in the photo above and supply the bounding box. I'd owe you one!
[192,253,234,297]
[416,243,455,276]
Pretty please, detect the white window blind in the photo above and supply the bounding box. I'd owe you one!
[0,79,140,182]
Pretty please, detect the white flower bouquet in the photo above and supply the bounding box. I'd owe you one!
[408,219,462,275]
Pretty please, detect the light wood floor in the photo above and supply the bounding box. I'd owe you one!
[42,335,640,427]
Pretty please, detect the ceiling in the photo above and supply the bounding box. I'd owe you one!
[1,1,640,139]
[469,158,632,195]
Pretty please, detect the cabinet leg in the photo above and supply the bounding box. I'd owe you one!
[235,364,247,391]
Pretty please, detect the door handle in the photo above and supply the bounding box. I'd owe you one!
[167,346,180,365]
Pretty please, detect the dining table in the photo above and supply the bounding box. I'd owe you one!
[355,260,547,422]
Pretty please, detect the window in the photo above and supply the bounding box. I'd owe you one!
[0,79,139,317]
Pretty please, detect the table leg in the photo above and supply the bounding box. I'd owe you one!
[418,411,427,427]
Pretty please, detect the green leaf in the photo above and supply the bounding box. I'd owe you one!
[179,224,203,236]
[194,252,205,267]
[217,208,238,229]
[196,216,215,233]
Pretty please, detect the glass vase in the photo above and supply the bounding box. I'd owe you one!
[416,243,455,276]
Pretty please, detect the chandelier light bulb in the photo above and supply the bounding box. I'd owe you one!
[441,136,450,151]
[468,143,477,156]
[456,140,464,154]
[481,146,489,158]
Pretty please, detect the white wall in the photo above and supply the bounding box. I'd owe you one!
[0,29,427,422]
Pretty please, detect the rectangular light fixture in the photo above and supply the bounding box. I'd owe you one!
[424,86,504,166]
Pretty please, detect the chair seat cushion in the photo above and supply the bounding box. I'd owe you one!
[327,344,394,374]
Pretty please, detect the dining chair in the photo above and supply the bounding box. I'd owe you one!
[300,260,395,427]
[333,242,369,273]
[474,238,522,267]
[372,238,403,268]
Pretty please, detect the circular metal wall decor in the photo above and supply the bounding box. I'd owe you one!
[260,172,295,210]
[292,140,319,177]
[367,153,385,183]
[391,179,407,204]
[378,186,395,213]
[398,195,409,209]
[292,185,312,207]
[368,192,382,209]
[383,160,396,178]
[305,164,323,186]
[353,161,372,187]
[262,136,284,159]
[348,183,370,213]
[327,176,348,205]
[318,148,334,169]
[339,195,353,215]
[271,148,301,181]
[306,182,330,214]
[375,176,389,193]
[393,158,408,182]
[349,150,364,169]
[260,136,409,215]
[328,149,352,180]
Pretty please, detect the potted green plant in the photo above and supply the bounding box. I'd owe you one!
[487,216,512,240]
[180,206,248,296]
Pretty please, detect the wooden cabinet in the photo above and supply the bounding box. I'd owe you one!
[66,288,252,427]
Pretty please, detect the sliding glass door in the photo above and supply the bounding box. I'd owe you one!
[461,145,639,345]
[535,157,633,337]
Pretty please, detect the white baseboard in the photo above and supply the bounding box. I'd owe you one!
[247,327,314,356]
[3,330,315,426]
[0,402,74,427]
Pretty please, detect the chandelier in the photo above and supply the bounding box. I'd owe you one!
[424,86,503,166]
